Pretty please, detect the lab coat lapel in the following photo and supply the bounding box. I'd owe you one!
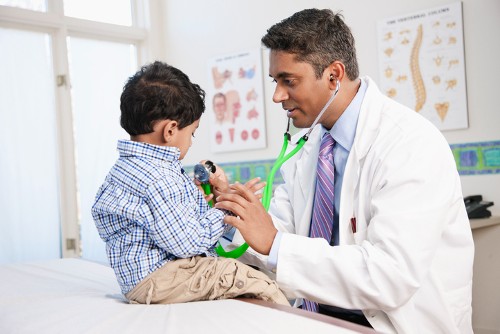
[296,126,322,237]
[352,77,382,159]
[338,77,383,244]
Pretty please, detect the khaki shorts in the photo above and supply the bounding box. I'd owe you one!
[125,256,289,306]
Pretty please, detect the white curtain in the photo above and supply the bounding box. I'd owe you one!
[0,28,61,264]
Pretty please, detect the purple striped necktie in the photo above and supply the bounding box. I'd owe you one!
[302,132,335,313]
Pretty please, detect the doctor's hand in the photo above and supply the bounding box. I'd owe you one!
[215,182,277,255]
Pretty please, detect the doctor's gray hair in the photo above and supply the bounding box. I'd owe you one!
[261,8,359,81]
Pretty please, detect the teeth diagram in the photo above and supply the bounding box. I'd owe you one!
[411,24,426,112]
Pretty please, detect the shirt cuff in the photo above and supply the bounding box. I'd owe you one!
[266,231,282,271]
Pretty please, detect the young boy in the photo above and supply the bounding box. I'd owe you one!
[91,61,288,306]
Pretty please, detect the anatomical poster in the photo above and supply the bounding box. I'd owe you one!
[377,2,468,131]
[207,49,267,152]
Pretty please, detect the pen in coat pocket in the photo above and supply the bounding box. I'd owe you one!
[350,217,357,233]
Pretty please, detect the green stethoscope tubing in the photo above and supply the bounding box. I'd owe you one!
[215,133,308,258]
[215,79,340,258]
[201,183,214,207]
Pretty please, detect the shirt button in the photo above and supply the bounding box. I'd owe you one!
[235,280,244,289]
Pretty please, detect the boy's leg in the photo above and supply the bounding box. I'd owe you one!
[125,256,289,306]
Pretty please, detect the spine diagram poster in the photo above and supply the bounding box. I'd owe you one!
[377,2,468,131]
[207,49,267,152]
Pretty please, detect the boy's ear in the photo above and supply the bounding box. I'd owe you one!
[162,120,178,144]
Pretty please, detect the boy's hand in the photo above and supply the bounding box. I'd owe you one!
[194,160,266,204]
[193,160,229,204]
[240,177,266,200]
[207,162,229,198]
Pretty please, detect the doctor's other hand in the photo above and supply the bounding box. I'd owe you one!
[215,182,277,255]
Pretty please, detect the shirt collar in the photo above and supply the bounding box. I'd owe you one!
[327,78,367,152]
[117,139,180,162]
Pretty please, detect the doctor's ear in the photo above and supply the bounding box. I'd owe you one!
[326,61,345,82]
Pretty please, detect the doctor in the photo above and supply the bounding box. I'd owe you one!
[215,8,474,333]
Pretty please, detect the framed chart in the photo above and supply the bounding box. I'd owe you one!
[377,2,468,131]
[206,49,267,152]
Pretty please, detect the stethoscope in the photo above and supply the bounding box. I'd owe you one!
[196,79,341,258]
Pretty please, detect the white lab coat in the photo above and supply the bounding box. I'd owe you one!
[232,77,474,333]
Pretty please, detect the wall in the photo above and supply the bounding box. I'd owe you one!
[155,1,500,332]
[158,0,500,216]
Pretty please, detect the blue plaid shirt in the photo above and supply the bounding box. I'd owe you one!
[92,140,228,294]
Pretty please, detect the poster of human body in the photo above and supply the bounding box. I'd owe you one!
[377,2,468,131]
[207,49,267,152]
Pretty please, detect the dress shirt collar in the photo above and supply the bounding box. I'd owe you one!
[324,78,367,152]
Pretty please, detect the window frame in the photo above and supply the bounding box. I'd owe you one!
[0,0,152,258]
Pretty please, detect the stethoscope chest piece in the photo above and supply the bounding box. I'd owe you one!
[194,160,216,183]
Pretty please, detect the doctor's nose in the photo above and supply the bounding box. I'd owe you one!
[272,85,288,103]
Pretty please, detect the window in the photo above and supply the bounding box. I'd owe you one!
[68,37,136,262]
[0,0,152,264]
[63,0,132,26]
[0,0,46,12]
[0,27,60,263]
